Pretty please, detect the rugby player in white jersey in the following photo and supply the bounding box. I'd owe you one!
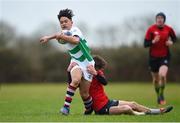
[40,8,95,115]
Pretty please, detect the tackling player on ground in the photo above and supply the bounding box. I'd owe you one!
[144,12,177,105]
[40,8,95,115]
[87,55,173,115]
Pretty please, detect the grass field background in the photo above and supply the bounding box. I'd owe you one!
[0,82,180,122]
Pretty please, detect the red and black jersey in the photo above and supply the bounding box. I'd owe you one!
[144,24,177,57]
[89,70,109,112]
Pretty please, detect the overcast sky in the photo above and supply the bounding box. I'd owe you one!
[0,0,180,46]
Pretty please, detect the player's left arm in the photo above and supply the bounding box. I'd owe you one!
[169,28,177,43]
[166,28,177,46]
[95,71,108,86]
[87,66,108,85]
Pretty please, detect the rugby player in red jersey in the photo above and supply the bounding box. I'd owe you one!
[144,12,177,105]
[87,55,173,115]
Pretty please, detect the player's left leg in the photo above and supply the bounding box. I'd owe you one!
[151,72,161,104]
[109,105,145,115]
[79,79,93,115]
[118,101,150,112]
[158,65,168,105]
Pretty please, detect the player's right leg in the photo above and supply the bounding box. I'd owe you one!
[79,63,94,115]
[151,72,161,104]
[79,79,93,115]
[149,57,162,104]
[117,100,173,115]
[60,66,82,115]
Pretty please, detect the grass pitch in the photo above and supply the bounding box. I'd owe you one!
[0,82,180,122]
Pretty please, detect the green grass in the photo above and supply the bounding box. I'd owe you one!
[0,82,180,122]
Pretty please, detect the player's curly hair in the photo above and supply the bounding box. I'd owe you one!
[93,55,107,70]
[57,8,74,20]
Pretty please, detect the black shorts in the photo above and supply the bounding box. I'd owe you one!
[95,100,119,115]
[149,56,170,73]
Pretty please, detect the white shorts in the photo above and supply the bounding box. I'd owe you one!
[70,59,95,82]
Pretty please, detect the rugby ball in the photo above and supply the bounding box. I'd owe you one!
[58,30,72,44]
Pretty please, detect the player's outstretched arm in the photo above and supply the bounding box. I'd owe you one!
[40,34,56,44]
[40,33,79,44]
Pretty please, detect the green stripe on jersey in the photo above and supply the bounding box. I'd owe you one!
[68,39,93,62]
[79,39,92,61]
[72,55,86,62]
[69,45,79,54]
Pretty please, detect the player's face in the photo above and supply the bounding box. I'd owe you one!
[59,17,73,30]
[156,16,165,27]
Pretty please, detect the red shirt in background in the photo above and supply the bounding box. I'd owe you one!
[145,24,176,57]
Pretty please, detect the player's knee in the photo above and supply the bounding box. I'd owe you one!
[159,73,166,82]
[122,105,132,113]
[159,66,168,78]
[159,73,166,78]
[71,78,80,87]
[130,101,137,107]
[80,91,89,99]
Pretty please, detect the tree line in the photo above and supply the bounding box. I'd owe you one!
[0,20,179,83]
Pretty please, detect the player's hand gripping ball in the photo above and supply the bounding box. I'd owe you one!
[58,30,72,44]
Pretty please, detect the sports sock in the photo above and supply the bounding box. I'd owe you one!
[159,84,165,98]
[83,96,93,110]
[149,108,161,114]
[154,84,160,96]
[63,85,77,108]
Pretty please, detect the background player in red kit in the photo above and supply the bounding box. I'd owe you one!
[144,12,177,105]
[87,55,173,115]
